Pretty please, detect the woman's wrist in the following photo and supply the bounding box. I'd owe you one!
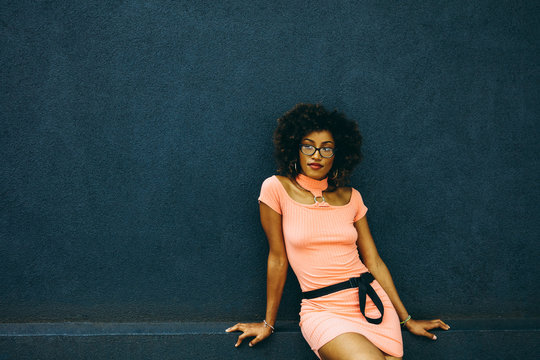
[263,319,275,333]
[400,315,412,327]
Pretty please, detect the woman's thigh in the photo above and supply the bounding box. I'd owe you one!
[318,332,386,360]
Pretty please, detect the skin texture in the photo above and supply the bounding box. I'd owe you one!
[226,130,450,358]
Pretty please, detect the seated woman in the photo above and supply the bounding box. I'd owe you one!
[227,103,449,360]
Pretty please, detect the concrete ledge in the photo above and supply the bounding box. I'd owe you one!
[0,319,538,359]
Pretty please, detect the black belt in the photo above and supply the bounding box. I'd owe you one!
[302,272,384,325]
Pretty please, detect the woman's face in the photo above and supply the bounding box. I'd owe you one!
[298,130,335,180]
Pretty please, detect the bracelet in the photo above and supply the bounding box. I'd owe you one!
[263,320,275,333]
[400,315,412,327]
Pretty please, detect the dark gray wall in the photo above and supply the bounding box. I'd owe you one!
[1,0,538,325]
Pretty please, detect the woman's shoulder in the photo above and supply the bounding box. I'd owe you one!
[274,175,292,186]
[348,186,367,210]
[329,185,365,206]
[261,175,291,189]
[347,186,365,201]
[260,175,287,193]
[258,176,285,214]
[261,174,283,185]
[324,185,353,205]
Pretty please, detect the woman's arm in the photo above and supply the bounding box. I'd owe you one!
[262,202,289,328]
[226,202,288,347]
[355,216,450,340]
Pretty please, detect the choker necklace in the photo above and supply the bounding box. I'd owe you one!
[295,173,329,205]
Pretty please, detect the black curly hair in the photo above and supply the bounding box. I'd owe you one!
[273,103,363,187]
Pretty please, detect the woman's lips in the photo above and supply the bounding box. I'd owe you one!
[308,163,323,170]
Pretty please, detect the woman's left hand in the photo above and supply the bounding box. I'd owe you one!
[404,318,450,340]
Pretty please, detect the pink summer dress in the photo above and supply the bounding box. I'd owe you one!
[258,174,403,358]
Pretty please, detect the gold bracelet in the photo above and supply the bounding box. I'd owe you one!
[400,315,412,327]
[263,320,275,333]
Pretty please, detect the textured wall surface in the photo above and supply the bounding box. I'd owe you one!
[1,0,538,331]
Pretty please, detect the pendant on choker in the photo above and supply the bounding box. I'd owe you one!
[314,194,326,203]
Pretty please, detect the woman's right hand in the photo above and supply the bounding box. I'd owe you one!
[225,321,273,347]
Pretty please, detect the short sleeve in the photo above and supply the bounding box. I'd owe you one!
[258,176,282,214]
[353,189,368,222]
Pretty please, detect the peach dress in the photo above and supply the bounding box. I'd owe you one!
[258,175,403,358]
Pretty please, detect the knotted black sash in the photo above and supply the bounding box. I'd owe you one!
[302,272,384,325]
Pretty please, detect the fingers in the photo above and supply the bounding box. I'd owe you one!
[235,332,248,347]
[225,323,247,333]
[427,319,451,331]
[249,334,264,347]
[423,319,450,340]
[408,319,450,341]
[226,322,271,348]
[437,319,451,330]
[225,324,247,348]
[423,330,437,340]
[225,324,239,333]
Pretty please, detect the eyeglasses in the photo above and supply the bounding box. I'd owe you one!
[299,144,336,158]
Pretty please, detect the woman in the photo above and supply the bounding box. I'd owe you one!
[226,104,449,360]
